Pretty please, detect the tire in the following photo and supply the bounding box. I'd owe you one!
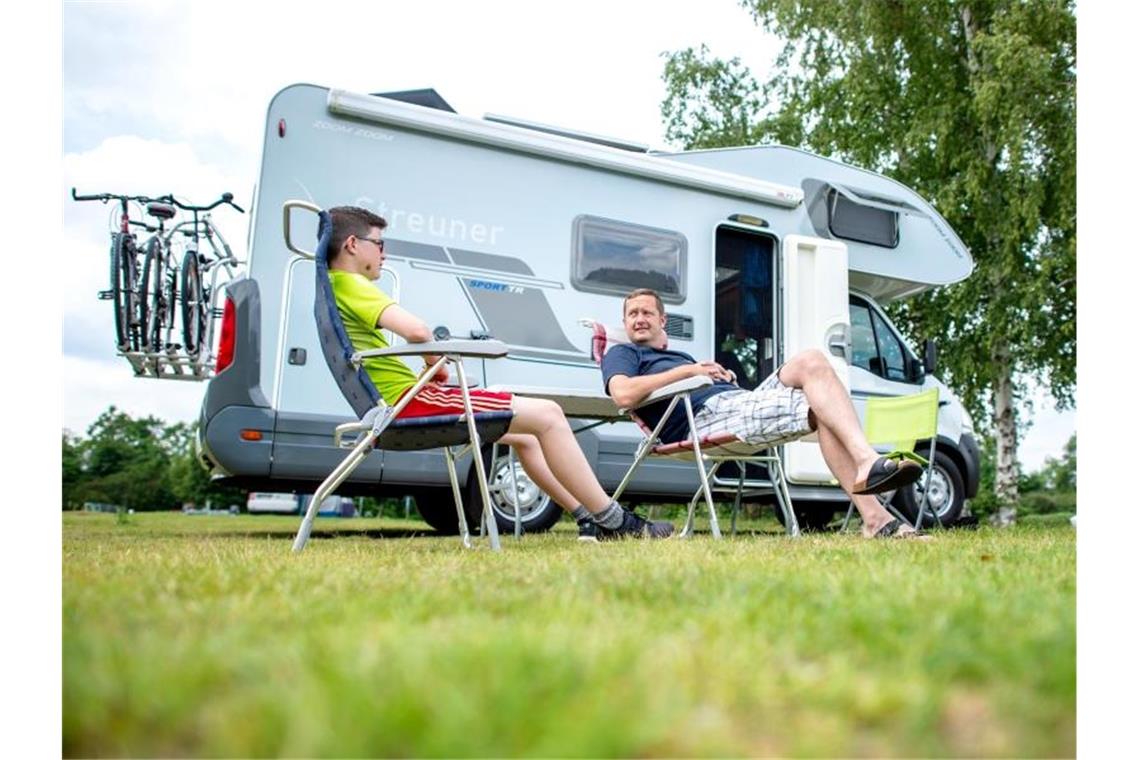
[110,233,139,351]
[139,240,166,351]
[180,251,208,357]
[774,502,837,532]
[893,450,965,528]
[408,487,463,535]
[464,445,563,534]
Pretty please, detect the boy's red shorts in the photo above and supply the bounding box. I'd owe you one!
[394,383,513,419]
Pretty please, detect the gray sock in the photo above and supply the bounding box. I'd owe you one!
[571,505,591,523]
[592,501,625,530]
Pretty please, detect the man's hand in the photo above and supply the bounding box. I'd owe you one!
[422,360,449,384]
[694,361,734,383]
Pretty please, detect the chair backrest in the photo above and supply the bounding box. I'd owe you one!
[863,388,940,452]
[582,318,667,364]
[312,210,383,419]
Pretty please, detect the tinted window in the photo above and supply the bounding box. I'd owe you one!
[572,215,686,302]
[849,296,913,383]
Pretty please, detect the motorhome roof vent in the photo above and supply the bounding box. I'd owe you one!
[372,88,456,113]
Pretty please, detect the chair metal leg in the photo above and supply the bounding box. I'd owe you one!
[293,429,379,553]
[612,396,682,502]
[454,361,501,551]
[444,446,473,549]
[771,457,800,537]
[507,445,522,538]
[731,467,745,537]
[683,396,721,539]
[681,461,722,539]
[840,501,856,532]
[914,438,941,530]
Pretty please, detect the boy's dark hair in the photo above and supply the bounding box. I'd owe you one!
[327,206,388,262]
[623,288,664,315]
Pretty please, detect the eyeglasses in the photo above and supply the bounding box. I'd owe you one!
[356,236,386,252]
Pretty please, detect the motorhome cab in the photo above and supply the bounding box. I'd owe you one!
[198,84,980,533]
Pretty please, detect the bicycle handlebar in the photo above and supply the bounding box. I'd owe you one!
[166,193,245,214]
[70,187,164,204]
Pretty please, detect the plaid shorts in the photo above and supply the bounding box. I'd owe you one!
[691,369,813,446]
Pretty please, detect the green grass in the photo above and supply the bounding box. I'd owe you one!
[64,511,1075,757]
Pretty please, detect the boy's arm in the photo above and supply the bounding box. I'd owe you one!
[377,304,449,382]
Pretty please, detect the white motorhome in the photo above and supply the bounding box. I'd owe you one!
[197,84,980,533]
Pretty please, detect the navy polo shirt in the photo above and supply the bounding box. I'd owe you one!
[601,343,737,443]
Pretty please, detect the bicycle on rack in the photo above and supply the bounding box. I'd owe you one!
[164,192,245,362]
[71,188,174,352]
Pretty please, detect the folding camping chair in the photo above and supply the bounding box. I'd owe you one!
[283,201,515,553]
[581,319,801,539]
[840,387,941,531]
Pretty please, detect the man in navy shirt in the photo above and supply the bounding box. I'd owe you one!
[602,288,926,539]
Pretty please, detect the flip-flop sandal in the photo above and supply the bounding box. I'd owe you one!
[872,518,927,540]
[853,454,924,495]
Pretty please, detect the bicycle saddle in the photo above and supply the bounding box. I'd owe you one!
[146,202,176,220]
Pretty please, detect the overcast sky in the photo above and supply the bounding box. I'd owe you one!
[60,0,1075,470]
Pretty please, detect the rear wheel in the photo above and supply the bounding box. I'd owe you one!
[407,487,462,535]
[110,233,139,351]
[180,251,208,357]
[773,502,837,532]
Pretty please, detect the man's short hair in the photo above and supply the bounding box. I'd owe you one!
[623,288,664,315]
[327,206,388,262]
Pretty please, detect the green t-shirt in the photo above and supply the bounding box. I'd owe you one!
[328,270,419,405]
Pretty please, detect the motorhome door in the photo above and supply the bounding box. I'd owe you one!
[781,235,851,484]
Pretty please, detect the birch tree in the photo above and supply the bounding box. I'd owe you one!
[661,0,1075,522]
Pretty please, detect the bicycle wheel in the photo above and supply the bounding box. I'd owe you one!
[110,233,139,351]
[180,250,208,357]
[140,239,165,351]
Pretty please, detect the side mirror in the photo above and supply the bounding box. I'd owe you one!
[923,339,939,376]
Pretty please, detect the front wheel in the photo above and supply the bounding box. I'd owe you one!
[893,450,965,527]
[180,251,208,357]
[464,445,563,534]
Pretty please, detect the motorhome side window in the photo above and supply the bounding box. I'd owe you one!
[571,215,686,303]
[849,298,909,382]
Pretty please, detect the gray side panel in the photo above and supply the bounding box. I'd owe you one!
[462,280,579,351]
[269,411,384,481]
[203,406,275,477]
[449,248,534,276]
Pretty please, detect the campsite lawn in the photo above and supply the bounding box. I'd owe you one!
[63,511,1075,757]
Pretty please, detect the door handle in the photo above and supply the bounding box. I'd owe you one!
[826,324,851,364]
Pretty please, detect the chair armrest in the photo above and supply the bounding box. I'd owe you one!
[634,376,713,408]
[354,339,509,360]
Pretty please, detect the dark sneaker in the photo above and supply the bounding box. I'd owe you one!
[577,518,602,543]
[600,509,674,540]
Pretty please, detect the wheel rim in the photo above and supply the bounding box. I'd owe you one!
[912,466,955,518]
[487,456,550,523]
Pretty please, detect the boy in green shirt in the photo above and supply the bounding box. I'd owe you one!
[326,206,672,541]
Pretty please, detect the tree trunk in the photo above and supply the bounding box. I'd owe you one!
[991,343,1019,526]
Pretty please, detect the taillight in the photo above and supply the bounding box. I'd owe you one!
[216,297,236,373]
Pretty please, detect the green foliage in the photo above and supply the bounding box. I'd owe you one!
[64,513,1076,757]
[63,406,247,511]
[659,0,1076,504]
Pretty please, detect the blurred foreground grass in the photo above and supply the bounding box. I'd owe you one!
[64,511,1074,757]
